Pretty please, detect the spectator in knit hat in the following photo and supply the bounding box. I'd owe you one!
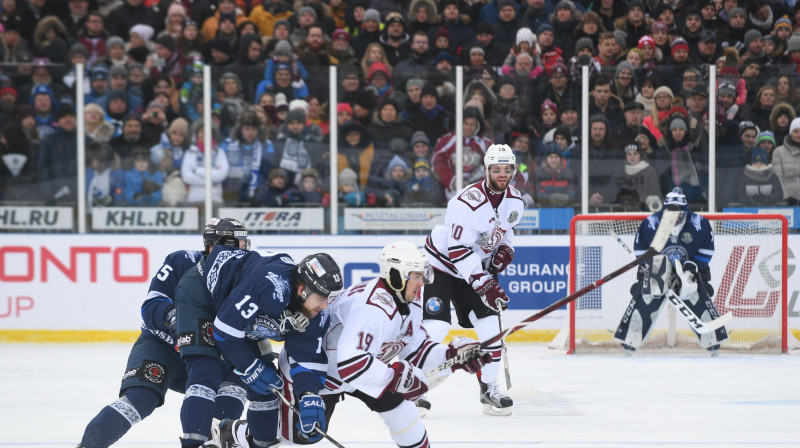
[330,28,358,68]
[613,0,652,49]
[772,117,800,204]
[537,61,577,115]
[607,141,662,210]
[404,157,442,206]
[426,0,475,55]
[105,0,160,41]
[502,27,541,72]
[200,0,247,42]
[379,12,411,66]
[611,101,657,155]
[680,8,704,52]
[288,167,324,205]
[253,167,293,207]
[431,106,492,199]
[643,85,675,146]
[718,7,747,51]
[534,141,577,206]
[727,146,784,206]
[370,97,411,152]
[773,16,792,48]
[351,8,382,60]
[693,29,719,65]
[655,107,708,204]
[149,34,187,84]
[756,130,776,158]
[408,82,454,144]
[550,0,580,59]
[659,36,691,93]
[409,130,432,160]
[492,0,521,52]
[741,29,765,61]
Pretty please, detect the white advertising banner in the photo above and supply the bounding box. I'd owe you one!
[91,207,199,230]
[218,207,325,230]
[0,206,73,230]
[343,208,445,231]
[0,234,798,333]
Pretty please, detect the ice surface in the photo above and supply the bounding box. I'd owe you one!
[2,343,797,447]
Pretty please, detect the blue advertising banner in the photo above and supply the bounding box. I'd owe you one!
[495,246,570,309]
[722,207,797,228]
[517,208,574,230]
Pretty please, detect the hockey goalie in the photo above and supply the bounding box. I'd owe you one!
[614,188,729,355]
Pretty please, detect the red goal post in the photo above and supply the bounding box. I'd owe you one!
[565,213,790,354]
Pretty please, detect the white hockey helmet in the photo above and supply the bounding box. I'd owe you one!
[379,241,434,301]
[484,143,517,180]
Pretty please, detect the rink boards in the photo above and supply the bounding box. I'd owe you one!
[1,233,799,343]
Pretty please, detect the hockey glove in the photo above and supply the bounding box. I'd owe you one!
[296,394,326,443]
[471,274,509,311]
[489,244,514,274]
[388,360,429,401]
[164,304,177,335]
[447,337,492,374]
[235,359,283,395]
[674,261,698,300]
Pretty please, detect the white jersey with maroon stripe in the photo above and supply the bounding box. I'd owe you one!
[323,277,450,398]
[426,180,525,281]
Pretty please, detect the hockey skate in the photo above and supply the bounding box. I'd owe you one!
[212,419,269,448]
[479,382,513,416]
[415,394,431,418]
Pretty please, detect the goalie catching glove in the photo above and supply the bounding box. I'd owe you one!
[446,337,492,374]
[673,261,698,299]
[471,274,509,311]
[488,244,514,274]
[388,360,429,401]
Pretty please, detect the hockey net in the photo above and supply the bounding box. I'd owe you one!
[556,213,794,354]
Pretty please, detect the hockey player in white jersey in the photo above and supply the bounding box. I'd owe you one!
[214,241,491,447]
[422,143,525,416]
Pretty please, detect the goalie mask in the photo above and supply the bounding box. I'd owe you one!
[483,144,516,189]
[203,218,250,252]
[379,241,434,303]
[291,253,343,311]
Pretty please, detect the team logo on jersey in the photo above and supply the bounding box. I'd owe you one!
[477,225,506,253]
[265,272,289,303]
[508,211,518,223]
[681,232,693,244]
[199,320,216,347]
[142,361,166,385]
[247,314,283,339]
[375,291,393,306]
[662,245,688,265]
[425,297,443,315]
[378,341,406,362]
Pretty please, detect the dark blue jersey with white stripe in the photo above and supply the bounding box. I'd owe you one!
[203,246,328,395]
[140,250,203,345]
[633,210,715,273]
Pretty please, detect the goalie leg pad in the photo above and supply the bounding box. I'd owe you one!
[642,255,673,301]
[615,291,669,350]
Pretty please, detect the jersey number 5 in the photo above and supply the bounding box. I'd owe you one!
[156,264,173,281]
[235,295,258,319]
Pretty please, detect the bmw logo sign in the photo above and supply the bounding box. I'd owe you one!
[425,297,443,315]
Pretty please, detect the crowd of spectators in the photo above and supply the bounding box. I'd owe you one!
[1,0,800,213]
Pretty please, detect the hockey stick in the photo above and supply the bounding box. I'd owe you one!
[270,389,346,448]
[664,289,732,334]
[497,305,512,389]
[610,228,732,335]
[425,207,683,380]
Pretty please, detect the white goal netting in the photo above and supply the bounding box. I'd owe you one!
[556,213,795,354]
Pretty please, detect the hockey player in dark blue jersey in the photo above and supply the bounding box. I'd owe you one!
[175,243,342,448]
[77,218,251,448]
[615,188,728,355]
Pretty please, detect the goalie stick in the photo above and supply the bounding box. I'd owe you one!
[611,228,733,335]
[270,389,346,448]
[425,206,683,381]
